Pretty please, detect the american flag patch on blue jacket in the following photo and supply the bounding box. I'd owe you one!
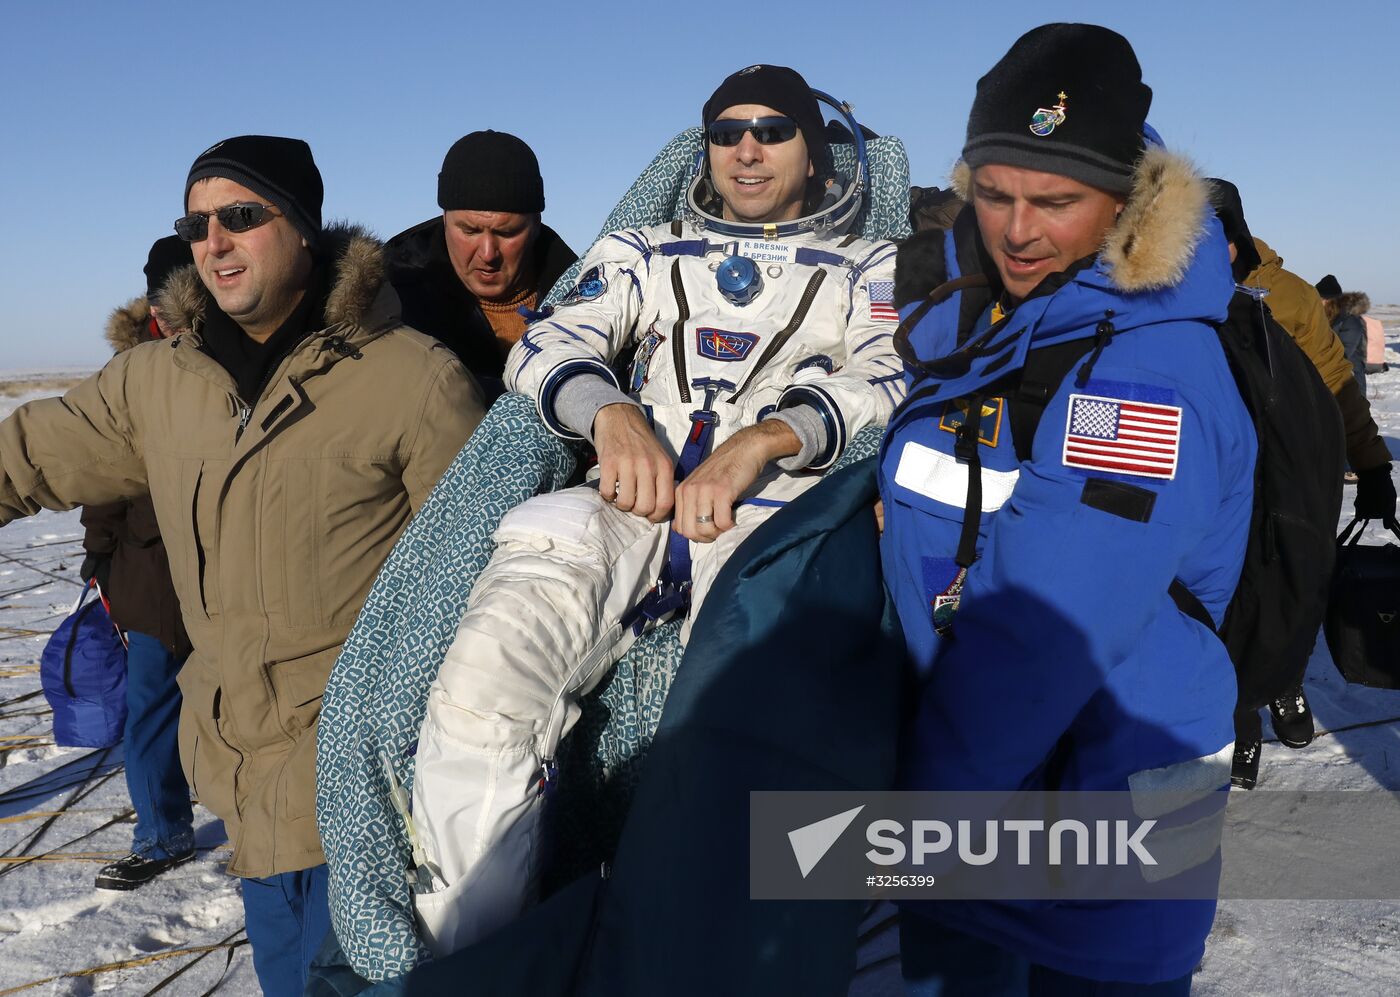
[1062,393,1183,479]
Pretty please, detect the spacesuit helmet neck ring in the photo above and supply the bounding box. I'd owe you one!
[684,88,868,241]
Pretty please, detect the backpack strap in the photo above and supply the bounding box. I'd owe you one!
[1009,338,1087,462]
[953,392,986,568]
[1169,578,1216,634]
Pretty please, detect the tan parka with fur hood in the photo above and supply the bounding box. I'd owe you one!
[0,226,486,876]
[1245,238,1354,393]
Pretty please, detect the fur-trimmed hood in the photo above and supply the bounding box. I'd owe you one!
[893,146,1234,399]
[105,297,155,354]
[159,224,392,339]
[1336,291,1371,317]
[946,144,1211,294]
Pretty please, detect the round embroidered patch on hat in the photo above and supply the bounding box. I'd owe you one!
[1029,92,1069,137]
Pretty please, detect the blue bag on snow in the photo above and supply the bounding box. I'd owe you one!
[40,583,127,748]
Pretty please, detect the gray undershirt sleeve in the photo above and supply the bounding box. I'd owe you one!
[552,374,640,444]
[764,404,830,471]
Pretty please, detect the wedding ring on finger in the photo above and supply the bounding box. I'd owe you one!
[696,514,714,524]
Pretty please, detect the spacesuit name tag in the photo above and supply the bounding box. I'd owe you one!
[737,239,799,265]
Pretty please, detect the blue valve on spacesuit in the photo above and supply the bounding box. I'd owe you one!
[716,254,762,306]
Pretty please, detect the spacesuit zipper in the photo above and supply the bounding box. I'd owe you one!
[670,262,692,403]
[732,269,827,399]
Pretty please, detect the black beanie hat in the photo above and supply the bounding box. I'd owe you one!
[703,64,830,178]
[437,131,545,213]
[1205,178,1261,282]
[1315,274,1343,299]
[963,23,1151,194]
[144,235,193,300]
[185,135,323,247]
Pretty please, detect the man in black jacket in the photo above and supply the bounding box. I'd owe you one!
[386,131,576,398]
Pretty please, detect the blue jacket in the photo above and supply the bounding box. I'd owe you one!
[880,148,1256,983]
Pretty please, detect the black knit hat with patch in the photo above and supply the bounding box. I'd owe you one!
[703,64,830,178]
[185,135,323,247]
[437,131,545,213]
[963,23,1151,194]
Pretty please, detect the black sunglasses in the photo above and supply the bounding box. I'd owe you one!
[174,201,280,242]
[706,116,800,147]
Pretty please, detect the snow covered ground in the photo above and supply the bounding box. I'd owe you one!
[0,313,1398,995]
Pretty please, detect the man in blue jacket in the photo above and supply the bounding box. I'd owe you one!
[880,24,1256,993]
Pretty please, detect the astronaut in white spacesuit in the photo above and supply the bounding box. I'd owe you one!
[410,64,905,955]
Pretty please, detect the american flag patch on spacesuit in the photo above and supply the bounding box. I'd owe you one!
[868,281,898,322]
[1062,393,1183,480]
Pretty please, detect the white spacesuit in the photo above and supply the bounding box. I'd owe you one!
[410,89,905,957]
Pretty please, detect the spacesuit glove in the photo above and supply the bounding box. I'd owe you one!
[1354,463,1397,522]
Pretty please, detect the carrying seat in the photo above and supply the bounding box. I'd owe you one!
[315,125,912,982]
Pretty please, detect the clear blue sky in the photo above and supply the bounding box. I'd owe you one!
[2,0,1396,369]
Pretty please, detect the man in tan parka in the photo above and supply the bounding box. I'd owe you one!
[0,136,485,996]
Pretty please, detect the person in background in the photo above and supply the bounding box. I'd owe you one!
[1316,273,1370,398]
[1361,309,1387,374]
[386,130,577,399]
[1208,181,1395,779]
[82,235,198,891]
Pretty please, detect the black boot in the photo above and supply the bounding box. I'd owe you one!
[95,849,195,891]
[1231,738,1261,790]
[1269,687,1315,749]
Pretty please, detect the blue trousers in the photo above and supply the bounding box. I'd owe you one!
[900,915,1192,996]
[241,864,332,997]
[123,631,193,858]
